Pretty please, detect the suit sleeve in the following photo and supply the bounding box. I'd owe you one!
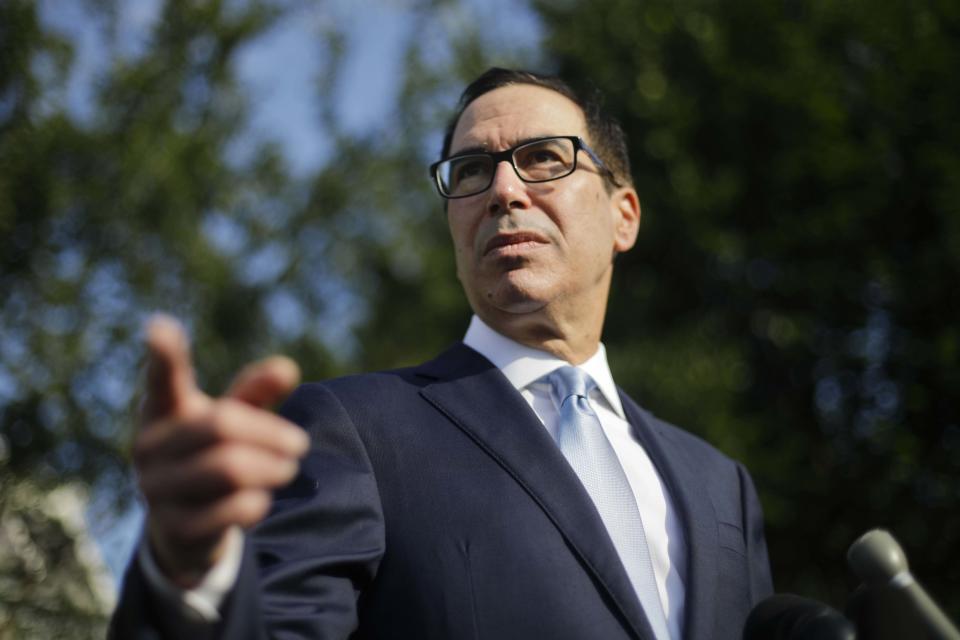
[109,382,386,640]
[737,462,774,602]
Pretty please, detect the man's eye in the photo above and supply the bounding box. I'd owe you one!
[517,144,566,170]
[453,159,487,181]
[529,149,561,164]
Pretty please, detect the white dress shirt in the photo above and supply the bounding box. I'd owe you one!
[140,315,687,638]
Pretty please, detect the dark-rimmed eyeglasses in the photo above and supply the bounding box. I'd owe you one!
[429,135,619,199]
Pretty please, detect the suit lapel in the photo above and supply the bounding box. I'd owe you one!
[417,344,656,640]
[620,393,720,640]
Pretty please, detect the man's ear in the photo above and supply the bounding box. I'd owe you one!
[610,186,641,254]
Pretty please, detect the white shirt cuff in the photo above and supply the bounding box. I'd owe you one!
[137,526,244,623]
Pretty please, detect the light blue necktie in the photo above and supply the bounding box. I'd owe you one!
[547,366,671,640]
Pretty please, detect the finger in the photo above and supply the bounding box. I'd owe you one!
[142,314,198,421]
[225,355,301,409]
[139,442,300,504]
[153,489,273,544]
[134,398,309,463]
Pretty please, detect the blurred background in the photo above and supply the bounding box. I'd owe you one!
[1,0,957,637]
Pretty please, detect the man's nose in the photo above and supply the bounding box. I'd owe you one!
[486,159,531,214]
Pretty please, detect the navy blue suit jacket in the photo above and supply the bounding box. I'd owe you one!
[112,342,772,639]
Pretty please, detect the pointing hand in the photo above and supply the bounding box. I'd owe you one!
[134,315,308,587]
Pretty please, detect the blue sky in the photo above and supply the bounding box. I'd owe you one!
[39,1,415,175]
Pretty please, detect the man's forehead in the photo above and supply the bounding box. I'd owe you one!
[449,84,587,154]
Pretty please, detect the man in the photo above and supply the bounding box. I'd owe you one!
[112,68,773,639]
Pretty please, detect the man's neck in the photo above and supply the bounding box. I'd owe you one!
[476,305,605,365]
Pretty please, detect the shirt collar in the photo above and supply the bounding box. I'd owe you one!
[463,315,625,418]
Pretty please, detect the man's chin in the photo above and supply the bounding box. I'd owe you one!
[462,270,556,317]
[486,284,551,317]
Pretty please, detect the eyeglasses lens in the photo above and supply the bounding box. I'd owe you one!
[513,138,575,182]
[441,156,492,198]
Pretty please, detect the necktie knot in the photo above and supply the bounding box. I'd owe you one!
[547,365,596,406]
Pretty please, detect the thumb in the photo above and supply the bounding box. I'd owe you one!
[142,314,198,421]
[225,356,301,409]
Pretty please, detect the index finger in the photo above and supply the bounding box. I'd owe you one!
[142,314,198,422]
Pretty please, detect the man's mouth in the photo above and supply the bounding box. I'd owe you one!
[483,231,549,256]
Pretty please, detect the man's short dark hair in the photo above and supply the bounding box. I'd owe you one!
[440,67,633,189]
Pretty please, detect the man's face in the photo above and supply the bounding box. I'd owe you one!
[446,84,639,326]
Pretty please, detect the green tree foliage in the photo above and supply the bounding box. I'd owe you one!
[0,0,317,495]
[535,0,960,612]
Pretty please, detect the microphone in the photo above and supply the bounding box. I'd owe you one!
[743,594,856,640]
[847,529,960,640]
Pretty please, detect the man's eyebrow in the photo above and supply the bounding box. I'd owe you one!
[447,135,559,159]
[447,144,487,158]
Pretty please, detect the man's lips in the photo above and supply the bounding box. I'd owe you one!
[483,231,550,256]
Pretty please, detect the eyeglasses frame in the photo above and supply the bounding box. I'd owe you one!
[428,135,621,199]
